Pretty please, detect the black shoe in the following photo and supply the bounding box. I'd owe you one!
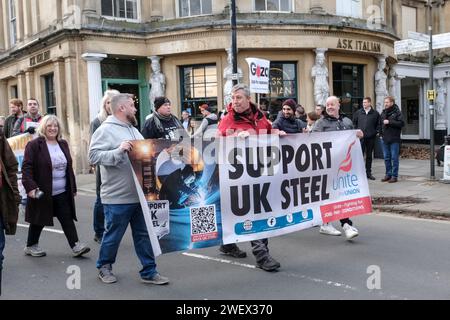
[367,175,376,180]
[257,256,281,272]
[219,244,247,258]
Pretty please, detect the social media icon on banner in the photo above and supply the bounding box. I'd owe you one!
[267,217,277,228]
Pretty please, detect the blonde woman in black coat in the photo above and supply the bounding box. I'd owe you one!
[22,115,90,257]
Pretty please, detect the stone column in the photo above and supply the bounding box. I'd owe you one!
[24,69,34,99]
[23,0,32,38]
[53,58,67,131]
[15,0,24,42]
[435,78,447,130]
[375,56,388,114]
[16,71,26,100]
[148,55,166,112]
[65,56,86,174]
[81,52,107,123]
[0,80,8,115]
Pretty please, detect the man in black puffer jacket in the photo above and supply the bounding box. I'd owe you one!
[353,97,381,180]
[272,99,306,133]
[379,96,404,183]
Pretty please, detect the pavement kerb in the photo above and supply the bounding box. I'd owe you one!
[373,205,450,218]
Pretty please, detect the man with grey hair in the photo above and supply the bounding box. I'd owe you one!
[217,83,281,272]
[89,93,169,285]
[313,96,363,240]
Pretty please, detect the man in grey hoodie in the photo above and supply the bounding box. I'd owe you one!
[89,93,169,285]
[193,103,218,139]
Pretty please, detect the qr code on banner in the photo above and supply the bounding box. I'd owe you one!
[190,204,219,242]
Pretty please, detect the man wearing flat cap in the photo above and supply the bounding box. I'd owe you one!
[142,97,184,140]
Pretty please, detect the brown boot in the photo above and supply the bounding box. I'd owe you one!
[388,177,398,183]
[381,176,391,182]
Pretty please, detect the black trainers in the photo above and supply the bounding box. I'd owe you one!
[256,256,281,272]
[219,244,247,258]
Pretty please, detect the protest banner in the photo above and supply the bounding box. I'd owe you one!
[129,138,222,254]
[130,131,372,253]
[218,131,372,244]
[245,57,270,94]
[7,133,33,200]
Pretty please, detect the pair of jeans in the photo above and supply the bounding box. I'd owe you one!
[360,137,375,175]
[93,195,105,239]
[0,217,5,270]
[381,141,400,178]
[27,192,79,248]
[97,203,157,279]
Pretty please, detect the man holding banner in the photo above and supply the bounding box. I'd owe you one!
[12,98,42,137]
[89,93,169,285]
[312,96,363,239]
[217,83,281,272]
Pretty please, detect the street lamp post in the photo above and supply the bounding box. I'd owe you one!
[428,0,435,180]
[230,0,238,86]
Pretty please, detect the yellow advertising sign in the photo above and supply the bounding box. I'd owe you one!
[427,90,436,101]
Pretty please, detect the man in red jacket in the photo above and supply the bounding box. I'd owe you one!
[217,83,280,272]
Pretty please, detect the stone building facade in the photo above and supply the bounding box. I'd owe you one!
[0,0,448,172]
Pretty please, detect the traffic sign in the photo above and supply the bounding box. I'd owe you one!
[395,32,450,55]
[408,31,430,43]
[428,90,436,101]
[433,32,450,50]
[394,39,428,55]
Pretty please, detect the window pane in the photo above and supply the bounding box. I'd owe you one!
[255,0,266,11]
[267,0,279,11]
[280,0,290,11]
[101,0,113,16]
[202,0,212,14]
[180,65,217,119]
[190,0,201,16]
[117,0,126,18]
[126,0,137,19]
[180,0,189,17]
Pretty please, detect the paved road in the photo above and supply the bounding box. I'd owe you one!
[1,194,450,300]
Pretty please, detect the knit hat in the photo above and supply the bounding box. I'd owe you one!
[154,97,171,111]
[199,104,212,112]
[282,99,297,112]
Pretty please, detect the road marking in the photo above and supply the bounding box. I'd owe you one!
[182,252,357,291]
[182,252,256,269]
[17,223,65,234]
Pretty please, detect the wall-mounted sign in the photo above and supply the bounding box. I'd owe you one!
[337,39,381,53]
[30,50,51,67]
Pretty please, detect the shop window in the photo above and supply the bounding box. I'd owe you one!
[101,0,139,20]
[44,74,57,115]
[180,64,217,120]
[260,62,297,122]
[179,0,212,17]
[332,63,364,118]
[254,0,291,11]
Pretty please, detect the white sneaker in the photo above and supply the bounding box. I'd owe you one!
[24,244,46,257]
[343,223,359,240]
[319,223,342,236]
